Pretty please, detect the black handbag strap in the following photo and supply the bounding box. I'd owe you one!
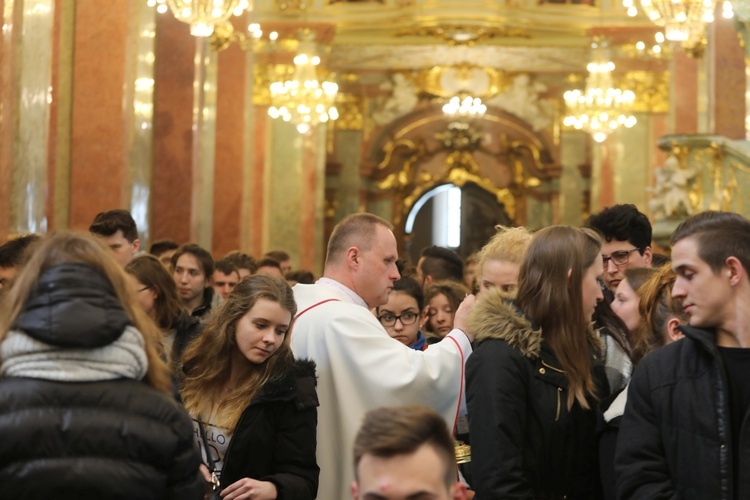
[197,420,221,491]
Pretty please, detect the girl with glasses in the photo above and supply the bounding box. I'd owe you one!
[376,275,427,350]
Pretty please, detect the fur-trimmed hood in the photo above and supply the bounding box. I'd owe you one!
[468,289,601,359]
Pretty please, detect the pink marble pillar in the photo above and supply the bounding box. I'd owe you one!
[212,20,247,257]
[709,14,746,139]
[152,14,195,245]
[672,52,699,135]
[68,0,132,230]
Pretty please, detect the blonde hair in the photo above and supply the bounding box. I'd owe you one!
[180,275,296,432]
[476,226,533,284]
[516,226,602,409]
[0,232,171,392]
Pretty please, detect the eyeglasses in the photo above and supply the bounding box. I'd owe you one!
[602,248,640,269]
[378,312,419,327]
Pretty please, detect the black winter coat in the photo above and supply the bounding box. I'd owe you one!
[0,378,204,500]
[615,324,750,499]
[0,262,204,500]
[466,292,605,499]
[215,358,319,499]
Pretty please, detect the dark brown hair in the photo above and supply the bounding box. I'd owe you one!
[353,405,457,488]
[89,209,138,242]
[125,254,183,331]
[671,211,750,273]
[171,243,214,278]
[516,226,602,409]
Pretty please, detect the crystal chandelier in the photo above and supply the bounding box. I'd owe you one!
[622,0,715,42]
[563,40,637,143]
[151,0,251,37]
[442,95,487,119]
[268,32,339,134]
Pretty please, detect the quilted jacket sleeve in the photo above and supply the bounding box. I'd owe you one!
[467,339,535,499]
[614,362,677,500]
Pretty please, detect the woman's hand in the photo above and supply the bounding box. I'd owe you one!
[220,478,277,500]
[199,464,212,482]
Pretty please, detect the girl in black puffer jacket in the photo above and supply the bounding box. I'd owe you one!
[180,274,319,500]
[0,232,204,500]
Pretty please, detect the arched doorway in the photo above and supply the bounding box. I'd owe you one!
[404,182,512,263]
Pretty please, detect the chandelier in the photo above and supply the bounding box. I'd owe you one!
[267,32,339,134]
[151,0,251,37]
[442,95,487,119]
[622,0,715,42]
[563,40,637,143]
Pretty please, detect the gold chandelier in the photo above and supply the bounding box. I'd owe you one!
[563,39,637,143]
[151,0,251,37]
[622,0,715,42]
[268,32,339,134]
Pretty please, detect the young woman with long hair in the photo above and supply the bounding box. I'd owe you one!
[423,280,470,344]
[125,254,202,370]
[598,264,687,500]
[0,232,203,499]
[180,274,318,500]
[466,226,606,499]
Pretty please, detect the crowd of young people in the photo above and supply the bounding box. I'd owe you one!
[0,204,748,500]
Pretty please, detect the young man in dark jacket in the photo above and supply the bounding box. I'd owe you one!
[615,211,750,500]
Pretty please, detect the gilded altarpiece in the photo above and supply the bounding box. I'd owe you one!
[369,106,561,248]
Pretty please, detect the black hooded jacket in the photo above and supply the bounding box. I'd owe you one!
[466,291,605,499]
[0,263,204,500]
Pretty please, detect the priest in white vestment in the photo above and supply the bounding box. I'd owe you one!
[291,213,474,500]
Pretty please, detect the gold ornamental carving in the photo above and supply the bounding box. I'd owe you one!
[620,71,669,113]
[334,93,364,130]
[376,120,550,224]
[415,65,513,98]
[395,24,531,46]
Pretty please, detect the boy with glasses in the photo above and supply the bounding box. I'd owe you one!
[586,204,653,293]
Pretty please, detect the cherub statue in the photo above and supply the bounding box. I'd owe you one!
[648,155,697,219]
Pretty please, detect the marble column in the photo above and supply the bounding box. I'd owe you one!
[670,52,699,135]
[153,13,195,245]
[334,129,364,219]
[256,111,327,274]
[68,0,157,235]
[213,21,252,257]
[707,13,746,139]
[1,0,55,237]
[189,37,218,250]
[48,0,74,231]
[611,113,652,209]
[558,131,588,225]
[127,2,157,247]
